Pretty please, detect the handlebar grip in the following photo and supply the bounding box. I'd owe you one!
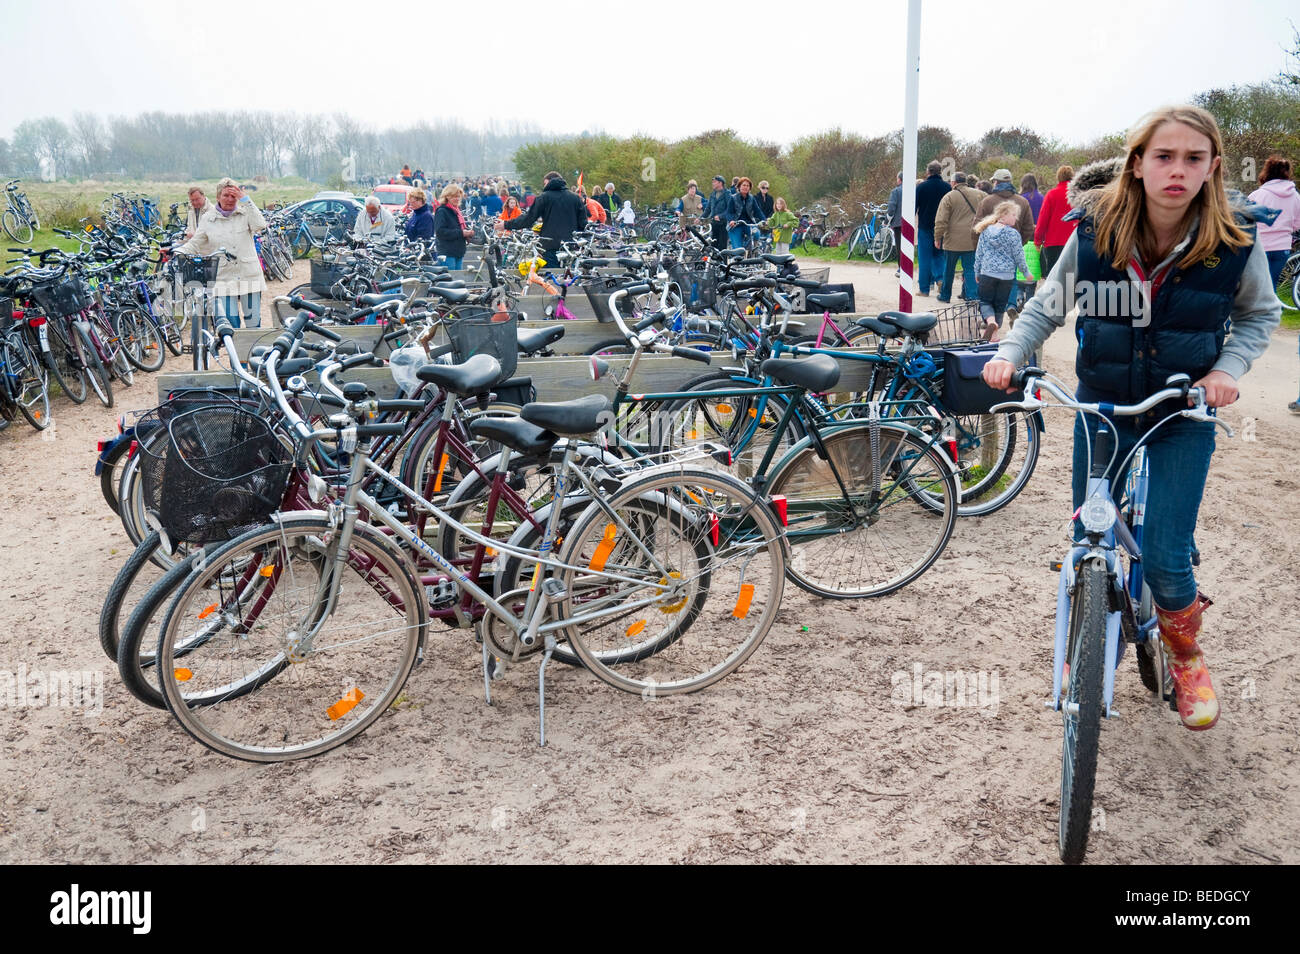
[288,295,327,317]
[622,283,651,296]
[375,399,424,414]
[285,313,311,339]
[382,326,408,342]
[376,278,404,291]
[305,321,341,342]
[1090,426,1113,480]
[634,311,665,332]
[317,393,346,408]
[338,351,379,370]
[1009,366,1043,389]
[671,346,712,364]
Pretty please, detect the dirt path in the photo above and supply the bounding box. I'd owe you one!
[1,262,1297,864]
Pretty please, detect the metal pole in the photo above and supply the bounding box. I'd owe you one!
[899,0,922,312]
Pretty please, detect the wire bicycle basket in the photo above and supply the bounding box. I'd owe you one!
[178,255,220,285]
[443,307,519,380]
[138,401,293,546]
[30,278,93,318]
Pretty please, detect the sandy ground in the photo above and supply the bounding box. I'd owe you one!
[1,258,1298,864]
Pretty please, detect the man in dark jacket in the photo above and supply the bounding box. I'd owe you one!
[915,160,950,296]
[497,172,588,267]
[704,175,731,250]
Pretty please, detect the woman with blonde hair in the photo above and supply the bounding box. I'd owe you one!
[433,183,473,269]
[984,105,1280,732]
[175,176,266,327]
[973,199,1031,340]
[764,197,798,254]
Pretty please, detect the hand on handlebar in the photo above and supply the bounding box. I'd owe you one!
[982,357,1018,392]
[1192,370,1238,408]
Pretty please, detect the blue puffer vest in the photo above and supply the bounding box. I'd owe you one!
[1073,214,1253,409]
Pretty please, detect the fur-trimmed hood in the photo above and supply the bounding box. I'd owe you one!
[1063,154,1278,225]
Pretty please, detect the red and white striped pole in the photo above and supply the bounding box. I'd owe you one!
[899,0,922,313]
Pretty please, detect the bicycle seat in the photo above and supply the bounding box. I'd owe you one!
[416,353,503,395]
[760,353,841,393]
[806,292,851,313]
[426,286,470,304]
[467,415,557,458]
[358,292,402,306]
[520,394,611,436]
[517,325,564,354]
[430,279,467,288]
[855,316,901,337]
[876,311,937,335]
[761,253,796,266]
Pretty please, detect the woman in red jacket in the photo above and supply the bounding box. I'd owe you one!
[1033,165,1078,277]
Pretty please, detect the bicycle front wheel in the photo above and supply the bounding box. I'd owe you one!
[156,517,427,762]
[767,424,957,598]
[3,333,51,430]
[116,306,165,372]
[1059,558,1107,864]
[74,322,113,408]
[558,468,785,695]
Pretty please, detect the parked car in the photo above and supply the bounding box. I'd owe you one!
[278,195,365,249]
[371,184,414,214]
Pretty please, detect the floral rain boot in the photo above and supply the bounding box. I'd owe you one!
[1154,592,1219,731]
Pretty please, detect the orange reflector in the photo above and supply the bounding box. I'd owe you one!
[732,583,755,619]
[748,408,758,418]
[485,547,497,558]
[770,495,788,526]
[433,454,450,493]
[687,429,698,440]
[716,403,732,414]
[327,687,365,721]
[174,668,193,682]
[197,603,218,620]
[259,564,275,577]
[588,524,617,571]
[625,620,647,638]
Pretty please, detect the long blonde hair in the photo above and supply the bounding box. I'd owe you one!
[1094,105,1249,270]
[975,200,1019,235]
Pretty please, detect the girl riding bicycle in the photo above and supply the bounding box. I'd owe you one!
[984,105,1281,732]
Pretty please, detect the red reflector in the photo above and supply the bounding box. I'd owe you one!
[97,440,106,452]
[947,440,958,463]
[23,313,39,325]
[709,513,719,547]
[127,440,138,459]
[770,495,788,526]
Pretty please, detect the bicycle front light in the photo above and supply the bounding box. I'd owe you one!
[1079,496,1116,534]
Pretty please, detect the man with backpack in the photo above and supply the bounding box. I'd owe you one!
[933,172,984,302]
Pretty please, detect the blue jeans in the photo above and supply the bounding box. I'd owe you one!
[728,225,751,250]
[916,227,939,293]
[1265,249,1288,290]
[939,249,976,301]
[216,292,262,328]
[441,255,463,270]
[1071,410,1216,610]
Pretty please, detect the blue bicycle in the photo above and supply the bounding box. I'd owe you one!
[992,368,1232,864]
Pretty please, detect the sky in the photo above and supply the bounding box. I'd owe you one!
[3,0,1296,147]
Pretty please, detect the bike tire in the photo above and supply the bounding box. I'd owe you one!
[100,531,165,661]
[117,306,165,372]
[3,209,33,244]
[156,516,426,762]
[1059,558,1107,865]
[3,333,52,430]
[44,319,88,404]
[766,423,958,599]
[74,322,113,409]
[558,468,786,695]
[117,541,206,709]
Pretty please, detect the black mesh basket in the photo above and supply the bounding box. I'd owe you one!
[444,308,518,380]
[666,261,718,313]
[311,256,351,296]
[0,297,12,325]
[178,255,220,285]
[139,403,292,546]
[583,277,642,323]
[30,278,93,318]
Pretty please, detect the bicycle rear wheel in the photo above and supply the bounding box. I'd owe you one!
[45,320,87,404]
[3,209,33,244]
[766,423,957,598]
[116,306,165,372]
[156,516,426,762]
[558,468,786,695]
[3,333,51,430]
[1059,558,1107,864]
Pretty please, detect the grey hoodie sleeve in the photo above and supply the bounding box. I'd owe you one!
[1211,239,1282,380]
[993,231,1078,367]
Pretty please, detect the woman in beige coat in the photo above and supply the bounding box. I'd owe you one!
[175,177,267,327]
